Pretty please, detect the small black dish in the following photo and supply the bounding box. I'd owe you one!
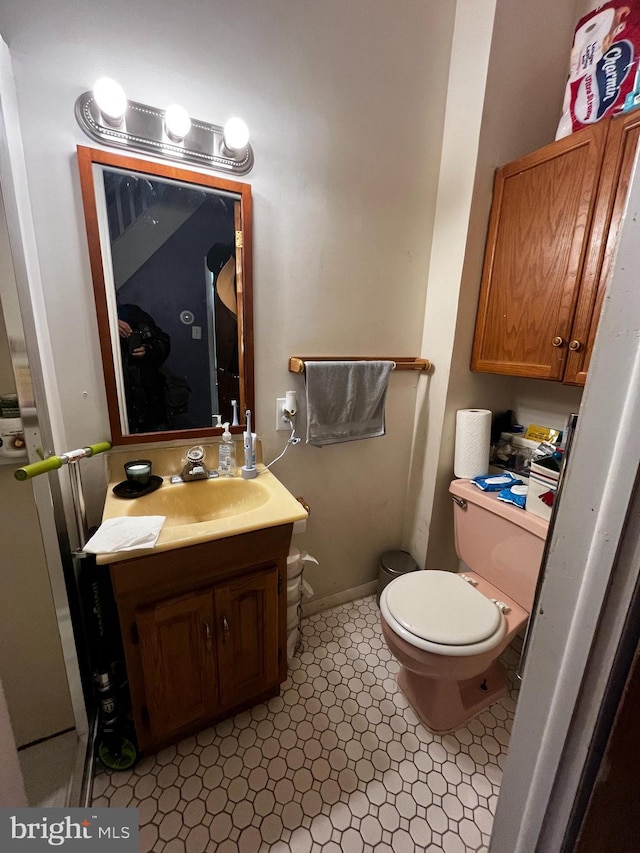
[112,475,164,500]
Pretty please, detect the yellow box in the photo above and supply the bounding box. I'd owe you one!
[524,424,560,444]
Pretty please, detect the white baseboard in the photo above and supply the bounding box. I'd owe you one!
[302,580,378,617]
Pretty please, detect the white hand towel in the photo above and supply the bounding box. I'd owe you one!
[305,360,394,447]
[83,516,166,554]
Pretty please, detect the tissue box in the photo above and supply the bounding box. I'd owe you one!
[525,458,560,521]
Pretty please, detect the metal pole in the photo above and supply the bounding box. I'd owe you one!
[67,460,89,552]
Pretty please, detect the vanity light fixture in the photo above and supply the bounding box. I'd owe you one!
[164,104,191,142]
[92,77,127,127]
[75,79,254,174]
[222,117,250,154]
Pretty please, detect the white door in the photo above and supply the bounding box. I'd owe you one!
[490,149,640,851]
[0,36,87,805]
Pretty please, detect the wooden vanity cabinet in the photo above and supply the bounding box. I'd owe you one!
[109,524,290,753]
[214,568,279,708]
[471,109,640,385]
[136,588,219,746]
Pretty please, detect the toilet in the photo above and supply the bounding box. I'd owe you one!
[380,478,549,733]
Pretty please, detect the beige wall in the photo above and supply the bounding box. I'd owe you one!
[0,0,456,599]
[0,0,594,607]
[0,678,27,807]
[407,0,587,571]
[0,206,74,746]
[0,465,75,745]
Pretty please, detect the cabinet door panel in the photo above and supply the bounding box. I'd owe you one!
[137,590,218,742]
[472,123,608,379]
[565,112,640,385]
[215,566,279,707]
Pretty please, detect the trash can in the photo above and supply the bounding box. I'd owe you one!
[377,550,418,605]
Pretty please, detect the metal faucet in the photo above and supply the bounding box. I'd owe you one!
[178,446,216,482]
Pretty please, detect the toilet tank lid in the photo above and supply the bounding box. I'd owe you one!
[450,478,549,540]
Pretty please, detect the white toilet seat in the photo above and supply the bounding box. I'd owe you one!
[380,571,507,657]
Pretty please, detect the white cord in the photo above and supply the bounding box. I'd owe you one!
[262,413,301,471]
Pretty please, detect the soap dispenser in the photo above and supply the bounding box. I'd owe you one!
[217,423,236,476]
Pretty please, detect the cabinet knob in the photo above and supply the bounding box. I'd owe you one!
[551,336,564,348]
[568,340,582,351]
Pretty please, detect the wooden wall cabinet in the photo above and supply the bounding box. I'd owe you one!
[471,110,640,385]
[109,524,290,753]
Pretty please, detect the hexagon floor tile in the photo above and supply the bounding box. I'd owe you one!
[92,595,521,852]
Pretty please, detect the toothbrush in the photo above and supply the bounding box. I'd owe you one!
[241,410,258,478]
[231,400,240,427]
[244,410,252,465]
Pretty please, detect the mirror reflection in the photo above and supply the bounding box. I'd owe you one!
[77,146,254,445]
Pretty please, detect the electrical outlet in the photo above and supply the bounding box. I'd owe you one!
[276,398,288,430]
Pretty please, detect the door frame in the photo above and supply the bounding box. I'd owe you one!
[490,149,640,850]
[0,37,89,804]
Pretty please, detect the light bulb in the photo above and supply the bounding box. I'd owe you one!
[93,77,127,125]
[223,117,250,152]
[164,104,191,142]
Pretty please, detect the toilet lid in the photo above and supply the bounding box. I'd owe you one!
[384,571,502,646]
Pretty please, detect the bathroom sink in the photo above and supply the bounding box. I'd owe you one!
[98,465,308,564]
[117,477,271,526]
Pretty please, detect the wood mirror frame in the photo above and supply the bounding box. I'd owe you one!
[77,145,254,445]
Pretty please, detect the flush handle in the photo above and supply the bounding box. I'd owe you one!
[451,495,467,509]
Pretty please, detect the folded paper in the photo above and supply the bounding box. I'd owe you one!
[84,516,166,554]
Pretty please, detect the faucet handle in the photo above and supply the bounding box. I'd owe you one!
[186,446,205,462]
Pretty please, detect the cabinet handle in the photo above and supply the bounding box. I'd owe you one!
[222,616,230,641]
[204,621,212,641]
[568,340,582,351]
[551,336,564,348]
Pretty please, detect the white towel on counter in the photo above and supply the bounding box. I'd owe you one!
[83,516,166,554]
[305,360,394,447]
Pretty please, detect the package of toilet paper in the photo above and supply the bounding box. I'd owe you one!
[556,1,640,139]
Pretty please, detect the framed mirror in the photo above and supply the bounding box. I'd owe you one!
[77,145,254,445]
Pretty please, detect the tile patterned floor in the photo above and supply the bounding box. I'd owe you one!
[92,595,520,852]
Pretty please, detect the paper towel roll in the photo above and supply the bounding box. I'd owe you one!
[454,409,492,478]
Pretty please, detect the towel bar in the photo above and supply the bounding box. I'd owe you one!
[288,356,431,374]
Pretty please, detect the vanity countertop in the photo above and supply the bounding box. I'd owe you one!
[96,465,308,565]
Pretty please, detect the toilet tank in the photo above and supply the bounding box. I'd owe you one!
[449,479,549,611]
